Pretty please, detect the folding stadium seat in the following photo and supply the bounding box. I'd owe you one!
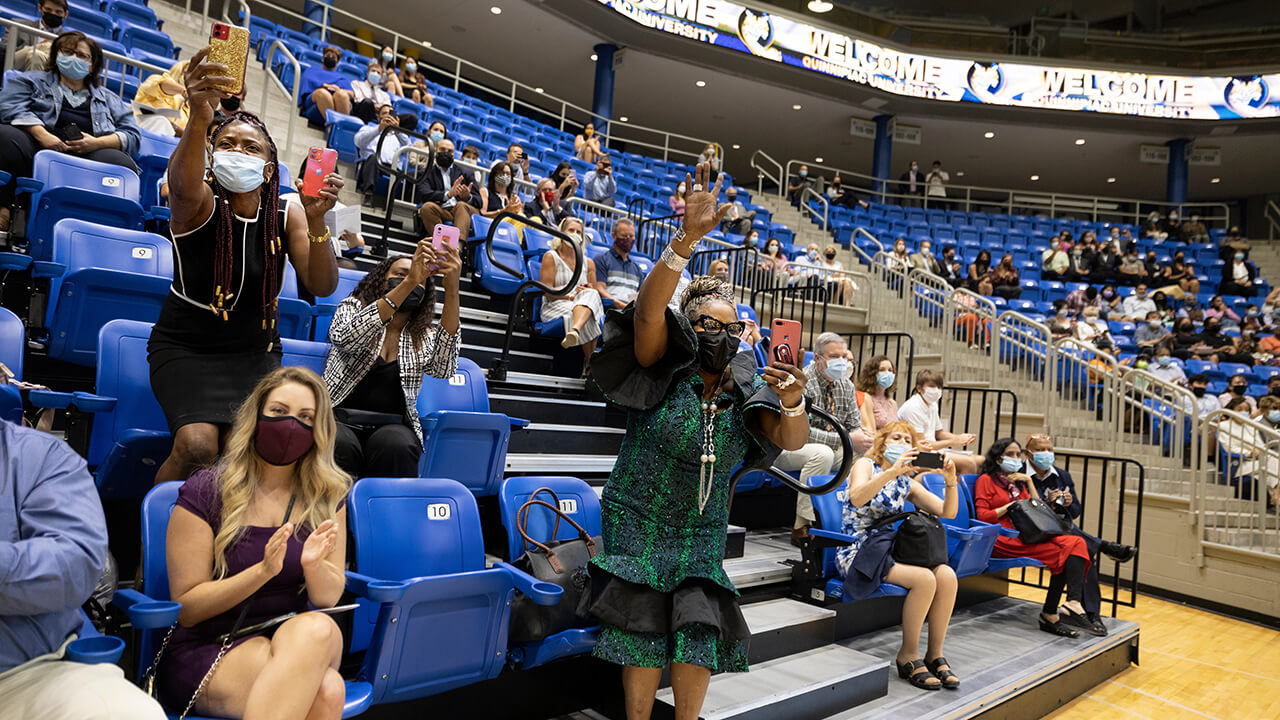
[496,476,602,668]
[472,216,528,295]
[270,263,314,342]
[917,473,1003,578]
[325,110,366,164]
[1218,362,1251,381]
[37,219,171,366]
[802,475,906,602]
[63,6,115,43]
[106,0,160,30]
[115,482,374,718]
[18,151,146,262]
[345,477,559,704]
[243,14,276,47]
[1009,299,1035,313]
[120,24,177,67]
[416,357,529,497]
[135,129,177,213]
[281,337,331,376]
[310,266,367,340]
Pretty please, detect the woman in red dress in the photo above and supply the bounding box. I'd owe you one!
[973,438,1092,637]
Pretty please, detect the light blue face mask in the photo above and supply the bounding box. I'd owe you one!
[883,443,911,466]
[999,456,1023,474]
[823,358,849,381]
[877,371,895,389]
[211,151,267,194]
[56,52,90,81]
[382,51,393,63]
[1031,451,1055,470]
[367,70,382,85]
[1269,410,1280,424]
[429,130,444,144]
[405,62,417,74]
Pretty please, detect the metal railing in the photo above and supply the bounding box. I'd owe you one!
[943,386,1018,461]
[1197,410,1280,558]
[801,186,828,231]
[222,0,716,164]
[775,158,1232,227]
[844,332,914,406]
[1265,199,1280,242]
[260,39,299,154]
[1,18,170,96]
[750,149,783,199]
[750,283,830,353]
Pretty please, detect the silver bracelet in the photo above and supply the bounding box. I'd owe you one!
[661,243,690,273]
[780,400,806,417]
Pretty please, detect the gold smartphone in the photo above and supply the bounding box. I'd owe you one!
[208,22,250,95]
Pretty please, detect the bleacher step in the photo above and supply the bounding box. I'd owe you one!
[740,598,837,665]
[725,531,798,590]
[489,392,614,428]
[504,452,617,476]
[652,644,886,720]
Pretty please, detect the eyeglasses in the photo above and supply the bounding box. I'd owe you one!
[693,315,745,337]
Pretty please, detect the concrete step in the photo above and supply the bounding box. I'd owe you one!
[653,644,887,720]
[740,598,837,666]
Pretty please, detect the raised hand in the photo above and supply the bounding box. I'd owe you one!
[763,361,806,408]
[259,522,293,578]
[300,172,343,222]
[891,447,921,476]
[425,240,462,282]
[300,519,338,569]
[183,46,232,122]
[680,163,731,240]
[408,239,433,286]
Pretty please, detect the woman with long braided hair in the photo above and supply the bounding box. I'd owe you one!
[148,46,341,486]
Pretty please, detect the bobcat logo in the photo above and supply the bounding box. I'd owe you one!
[737,9,781,61]
[967,62,1005,99]
[1224,76,1270,116]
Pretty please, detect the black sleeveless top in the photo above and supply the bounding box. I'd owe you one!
[152,196,287,353]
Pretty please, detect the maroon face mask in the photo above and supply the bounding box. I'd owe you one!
[255,415,314,466]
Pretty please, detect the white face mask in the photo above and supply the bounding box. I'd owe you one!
[210,151,266,193]
[922,386,943,404]
[677,184,686,194]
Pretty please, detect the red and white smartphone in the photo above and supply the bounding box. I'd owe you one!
[301,147,337,197]
[426,224,460,273]
[771,318,802,367]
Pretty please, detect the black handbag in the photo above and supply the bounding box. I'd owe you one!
[508,489,600,644]
[1006,498,1071,544]
[870,510,948,568]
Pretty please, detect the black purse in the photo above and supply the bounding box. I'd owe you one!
[1006,498,1071,544]
[870,510,948,568]
[508,489,600,644]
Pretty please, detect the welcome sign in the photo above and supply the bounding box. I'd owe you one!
[597,0,1279,120]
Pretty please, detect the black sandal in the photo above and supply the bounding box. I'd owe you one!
[897,658,942,691]
[1060,606,1105,637]
[1039,613,1079,638]
[926,656,960,689]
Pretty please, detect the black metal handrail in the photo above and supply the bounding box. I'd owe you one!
[730,404,855,496]
[370,123,435,256]
[943,386,1019,461]
[844,332,915,405]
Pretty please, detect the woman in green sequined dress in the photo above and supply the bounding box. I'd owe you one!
[588,164,812,720]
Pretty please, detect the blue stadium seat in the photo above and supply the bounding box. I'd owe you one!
[18,150,146,261]
[136,129,178,214]
[325,110,366,164]
[415,357,529,496]
[311,266,367,340]
[346,476,561,704]
[120,23,176,62]
[918,473,1002,578]
[38,219,172,366]
[63,6,116,42]
[106,0,160,30]
[473,217,528,295]
[116,482,373,719]
[0,307,24,423]
[281,337,330,375]
[805,474,907,602]
[496,476,602,668]
[273,262,314,341]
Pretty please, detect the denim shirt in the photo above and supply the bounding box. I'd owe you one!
[0,70,141,156]
[0,420,108,672]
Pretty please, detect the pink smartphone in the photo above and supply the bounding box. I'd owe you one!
[301,147,337,197]
[426,224,460,273]
[771,319,802,366]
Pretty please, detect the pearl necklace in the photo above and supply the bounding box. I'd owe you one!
[698,400,718,514]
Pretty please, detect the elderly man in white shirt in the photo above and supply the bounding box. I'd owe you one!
[353,104,409,192]
[1119,283,1157,322]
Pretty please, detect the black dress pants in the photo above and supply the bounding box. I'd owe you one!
[334,422,422,479]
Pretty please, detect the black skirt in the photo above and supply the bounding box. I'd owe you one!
[147,336,282,432]
[585,565,751,642]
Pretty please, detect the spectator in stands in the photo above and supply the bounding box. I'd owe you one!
[1099,284,1122,317]
[1047,300,1074,339]
[898,370,980,474]
[1093,241,1120,284]
[787,164,812,204]
[1183,214,1208,242]
[414,137,479,241]
[1219,374,1256,414]
[300,46,353,118]
[1164,211,1185,243]
[1119,283,1156,322]
[829,175,869,210]
[527,176,571,227]
[782,333,872,544]
[898,160,924,205]
[939,246,963,286]
[1220,251,1258,297]
[1219,226,1250,262]
[1063,285,1099,318]
[910,240,942,275]
[821,245,856,305]
[11,0,66,72]
[540,217,604,363]
[698,142,719,173]
[1187,374,1222,419]
[397,57,432,106]
[1135,310,1170,350]
[1160,251,1200,296]
[1141,211,1165,240]
[1170,319,1201,361]
[574,121,602,163]
[1218,398,1280,507]
[974,439,1092,637]
[1149,345,1186,385]
[836,421,961,690]
[134,59,191,137]
[353,103,407,192]
[160,367,349,719]
[1143,251,1163,284]
[721,186,756,236]
[1041,238,1070,281]
[479,160,522,222]
[1244,304,1272,333]
[1258,395,1280,424]
[1021,434,1135,636]
[505,142,530,186]
[965,250,992,294]
[0,31,141,238]
[374,46,404,97]
[1074,306,1111,348]
[989,253,1021,300]
[668,180,686,217]
[885,237,911,273]
[326,244,461,478]
[584,167,810,716]
[149,55,341,486]
[760,236,795,285]
[348,59,393,123]
[552,160,579,209]
[1237,327,1265,366]
[856,355,900,431]
[1259,333,1280,364]
[707,258,729,281]
[924,160,949,208]
[1116,246,1145,285]
[1205,295,1241,330]
[594,218,643,308]
[459,145,484,186]
[582,154,616,207]
[792,243,827,282]
[1067,235,1095,281]
[0,420,167,719]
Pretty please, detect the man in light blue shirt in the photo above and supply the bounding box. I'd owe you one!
[0,420,164,718]
[582,154,617,207]
[593,217,644,307]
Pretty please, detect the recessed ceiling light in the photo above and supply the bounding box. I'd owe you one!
[1106,177,1116,183]
[1074,138,1086,145]
[534,87,544,93]
[422,41,432,48]
[618,116,628,122]
[815,157,824,162]
[807,0,834,12]
[590,53,598,61]
[1030,175,1040,181]
[792,104,802,110]
[1211,177,1221,183]
[695,80,706,87]
[490,6,502,14]
[956,171,965,177]
[732,144,741,149]
[984,131,994,138]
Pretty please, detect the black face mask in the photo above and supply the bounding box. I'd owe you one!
[435,151,453,168]
[824,252,836,260]
[696,331,735,375]
[1270,387,1280,398]
[386,276,426,311]
[1231,385,1247,395]
[1192,387,1207,398]
[42,11,63,28]
[220,96,242,112]
[1206,325,1220,335]
[322,55,338,69]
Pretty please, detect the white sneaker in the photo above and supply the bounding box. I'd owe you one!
[561,328,580,349]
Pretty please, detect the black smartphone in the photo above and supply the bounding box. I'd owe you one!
[62,123,83,141]
[915,451,945,469]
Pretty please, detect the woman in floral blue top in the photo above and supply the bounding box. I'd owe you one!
[837,420,962,691]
